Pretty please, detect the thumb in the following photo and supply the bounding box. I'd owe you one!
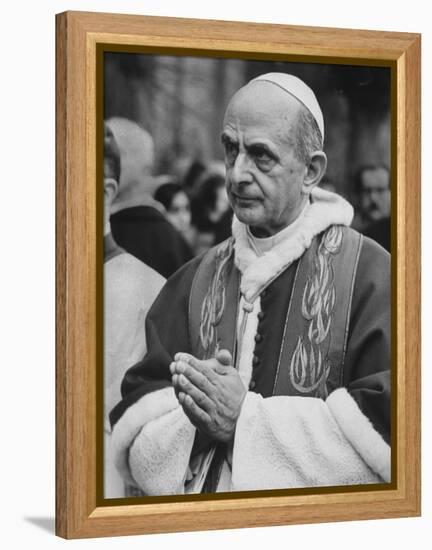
[215,349,233,367]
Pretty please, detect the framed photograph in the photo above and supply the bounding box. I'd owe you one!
[56,11,421,539]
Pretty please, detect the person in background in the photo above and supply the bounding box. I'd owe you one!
[103,123,165,498]
[182,159,207,193]
[154,182,194,251]
[191,172,232,255]
[107,117,193,278]
[353,164,391,252]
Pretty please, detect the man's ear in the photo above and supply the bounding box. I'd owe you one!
[302,151,327,195]
[104,177,119,208]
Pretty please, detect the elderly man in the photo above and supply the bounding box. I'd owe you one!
[110,74,390,494]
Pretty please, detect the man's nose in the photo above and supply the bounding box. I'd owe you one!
[368,190,382,205]
[230,152,254,186]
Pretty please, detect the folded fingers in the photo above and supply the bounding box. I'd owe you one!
[173,372,214,412]
[178,391,212,427]
[174,353,218,383]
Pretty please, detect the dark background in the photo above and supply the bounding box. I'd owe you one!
[104,52,391,200]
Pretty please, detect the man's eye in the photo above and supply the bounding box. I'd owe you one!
[256,152,271,161]
[250,147,271,161]
[223,142,238,164]
[251,148,275,170]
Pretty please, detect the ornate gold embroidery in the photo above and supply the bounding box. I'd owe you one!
[199,239,234,358]
[290,226,343,398]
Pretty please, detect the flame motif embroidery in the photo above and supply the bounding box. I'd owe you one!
[199,238,234,358]
[290,226,343,398]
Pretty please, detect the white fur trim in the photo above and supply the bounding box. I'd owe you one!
[128,407,196,494]
[232,187,353,301]
[326,387,391,482]
[111,387,193,487]
[232,391,384,491]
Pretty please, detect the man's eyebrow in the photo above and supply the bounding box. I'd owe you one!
[221,132,238,144]
[246,140,279,158]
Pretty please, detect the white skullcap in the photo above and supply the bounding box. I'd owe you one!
[249,73,324,141]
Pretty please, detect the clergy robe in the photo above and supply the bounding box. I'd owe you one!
[109,188,391,495]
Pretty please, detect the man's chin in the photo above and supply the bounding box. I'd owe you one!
[368,211,385,222]
[233,208,262,226]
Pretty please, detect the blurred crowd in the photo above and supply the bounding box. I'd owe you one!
[106,117,233,280]
[105,116,391,283]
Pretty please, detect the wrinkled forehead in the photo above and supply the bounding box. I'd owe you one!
[223,81,302,131]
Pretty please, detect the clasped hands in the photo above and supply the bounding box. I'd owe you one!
[170,349,247,443]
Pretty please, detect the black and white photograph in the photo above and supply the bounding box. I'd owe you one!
[102,52,392,499]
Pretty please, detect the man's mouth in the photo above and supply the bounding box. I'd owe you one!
[232,193,260,202]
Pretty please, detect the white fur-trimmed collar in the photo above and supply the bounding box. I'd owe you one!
[232,187,353,302]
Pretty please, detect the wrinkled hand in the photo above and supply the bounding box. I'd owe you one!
[170,350,247,443]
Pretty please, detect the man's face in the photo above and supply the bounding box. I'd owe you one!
[166,191,191,234]
[359,167,391,222]
[221,83,308,237]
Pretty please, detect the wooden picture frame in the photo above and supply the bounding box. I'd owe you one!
[55,10,421,539]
